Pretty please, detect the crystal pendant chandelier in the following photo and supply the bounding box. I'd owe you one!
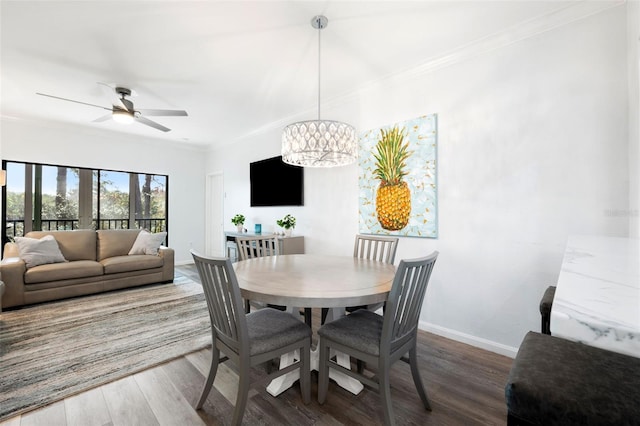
[282,15,357,168]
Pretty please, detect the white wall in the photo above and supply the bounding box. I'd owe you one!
[207,5,631,355]
[0,118,206,264]
[629,0,640,237]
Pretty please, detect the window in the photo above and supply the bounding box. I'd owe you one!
[2,160,168,246]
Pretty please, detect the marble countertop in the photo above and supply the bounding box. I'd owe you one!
[551,235,640,357]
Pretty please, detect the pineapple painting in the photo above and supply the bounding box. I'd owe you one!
[373,126,412,230]
[358,114,438,238]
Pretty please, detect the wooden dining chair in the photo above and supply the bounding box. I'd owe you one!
[191,250,311,425]
[236,234,312,326]
[353,234,399,264]
[322,234,399,324]
[236,234,280,261]
[236,235,279,314]
[317,252,439,426]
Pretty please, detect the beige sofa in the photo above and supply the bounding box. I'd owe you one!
[0,229,174,309]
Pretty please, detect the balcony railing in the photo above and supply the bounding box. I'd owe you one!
[5,218,166,238]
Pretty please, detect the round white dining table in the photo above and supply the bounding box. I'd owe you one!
[234,253,396,308]
[233,254,396,396]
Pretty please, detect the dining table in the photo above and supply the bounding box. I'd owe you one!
[233,253,396,397]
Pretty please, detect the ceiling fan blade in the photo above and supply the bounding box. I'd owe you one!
[92,114,112,122]
[138,109,188,117]
[97,82,128,111]
[136,116,170,132]
[36,93,111,111]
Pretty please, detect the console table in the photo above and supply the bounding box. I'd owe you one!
[550,235,640,358]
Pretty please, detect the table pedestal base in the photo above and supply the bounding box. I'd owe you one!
[266,348,363,397]
[266,307,364,397]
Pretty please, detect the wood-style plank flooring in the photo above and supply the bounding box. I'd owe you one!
[1,265,514,426]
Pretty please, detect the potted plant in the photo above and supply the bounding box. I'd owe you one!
[276,214,296,237]
[231,214,245,233]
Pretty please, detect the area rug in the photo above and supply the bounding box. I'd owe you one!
[0,274,211,421]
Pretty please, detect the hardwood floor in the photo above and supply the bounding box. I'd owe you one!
[1,266,513,426]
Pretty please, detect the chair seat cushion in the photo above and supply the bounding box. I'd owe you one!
[318,309,383,356]
[505,331,640,425]
[247,308,311,356]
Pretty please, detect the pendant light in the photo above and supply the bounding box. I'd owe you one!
[281,15,357,168]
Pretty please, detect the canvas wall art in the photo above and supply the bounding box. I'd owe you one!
[358,114,438,238]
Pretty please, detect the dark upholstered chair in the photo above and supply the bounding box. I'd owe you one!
[317,252,438,426]
[505,331,640,426]
[191,251,311,425]
[539,286,556,335]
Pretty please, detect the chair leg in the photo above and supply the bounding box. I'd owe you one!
[317,338,329,404]
[300,340,311,404]
[379,364,396,426]
[195,347,220,409]
[232,365,250,426]
[409,345,431,411]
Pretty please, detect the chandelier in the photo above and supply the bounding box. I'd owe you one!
[282,15,357,168]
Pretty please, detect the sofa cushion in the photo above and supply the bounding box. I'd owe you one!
[24,260,104,284]
[25,230,96,261]
[128,230,167,255]
[15,235,67,269]
[97,230,141,261]
[101,255,164,275]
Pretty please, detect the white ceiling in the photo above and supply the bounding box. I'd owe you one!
[0,1,606,149]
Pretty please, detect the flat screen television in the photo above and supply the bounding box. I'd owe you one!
[250,156,304,206]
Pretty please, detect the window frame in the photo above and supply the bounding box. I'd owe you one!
[1,160,169,247]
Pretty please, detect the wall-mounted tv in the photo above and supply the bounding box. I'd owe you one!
[250,156,304,207]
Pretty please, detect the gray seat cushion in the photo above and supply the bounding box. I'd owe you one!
[318,309,383,356]
[247,308,311,356]
[505,331,640,425]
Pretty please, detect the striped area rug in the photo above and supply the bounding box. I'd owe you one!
[0,274,211,421]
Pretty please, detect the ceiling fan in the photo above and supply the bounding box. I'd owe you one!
[36,83,188,132]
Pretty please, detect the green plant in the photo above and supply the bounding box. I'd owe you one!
[231,214,245,226]
[276,214,296,230]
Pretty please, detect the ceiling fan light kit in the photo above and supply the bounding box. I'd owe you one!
[112,109,134,124]
[281,15,357,168]
[36,84,187,132]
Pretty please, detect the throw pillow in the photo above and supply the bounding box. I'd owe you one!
[128,230,167,256]
[15,235,67,269]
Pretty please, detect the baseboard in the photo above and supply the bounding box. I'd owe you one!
[174,260,194,266]
[419,320,518,359]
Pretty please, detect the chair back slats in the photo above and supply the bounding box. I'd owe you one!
[353,234,399,264]
[191,250,248,353]
[237,235,280,260]
[382,252,438,354]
